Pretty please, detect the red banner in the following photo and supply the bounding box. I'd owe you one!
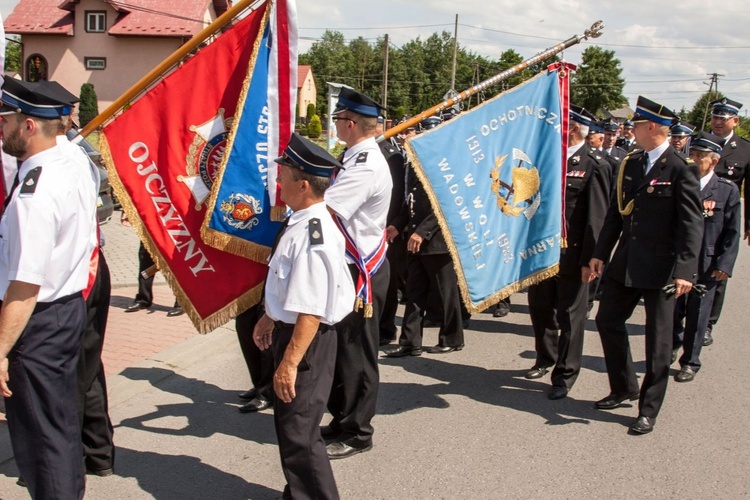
[101,4,270,333]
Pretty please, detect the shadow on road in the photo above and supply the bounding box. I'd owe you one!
[117,367,277,445]
[113,447,280,499]
[378,356,637,428]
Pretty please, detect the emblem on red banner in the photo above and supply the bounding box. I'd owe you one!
[180,109,233,209]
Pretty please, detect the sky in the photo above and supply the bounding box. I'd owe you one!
[3,0,750,117]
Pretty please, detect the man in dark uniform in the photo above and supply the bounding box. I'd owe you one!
[615,119,637,151]
[705,97,750,346]
[0,78,98,499]
[589,96,703,435]
[378,117,408,346]
[585,119,605,150]
[669,121,695,154]
[672,132,740,382]
[253,133,353,500]
[603,120,628,174]
[525,105,611,400]
[384,116,464,358]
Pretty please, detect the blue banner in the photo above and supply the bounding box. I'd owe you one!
[202,26,283,261]
[405,71,563,312]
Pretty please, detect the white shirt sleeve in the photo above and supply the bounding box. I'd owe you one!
[7,192,59,286]
[325,167,374,221]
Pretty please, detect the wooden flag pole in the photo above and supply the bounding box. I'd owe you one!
[379,20,604,142]
[79,0,267,138]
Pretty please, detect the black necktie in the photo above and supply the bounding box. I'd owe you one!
[642,153,650,175]
[2,174,20,216]
[269,217,290,259]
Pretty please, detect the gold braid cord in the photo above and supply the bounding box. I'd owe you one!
[617,155,634,216]
[200,3,282,262]
[101,135,264,334]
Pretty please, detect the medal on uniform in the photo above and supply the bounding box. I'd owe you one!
[647,186,654,193]
[703,200,715,217]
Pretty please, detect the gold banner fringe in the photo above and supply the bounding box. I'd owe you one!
[403,73,562,314]
[101,134,263,333]
[197,4,278,264]
[271,205,287,221]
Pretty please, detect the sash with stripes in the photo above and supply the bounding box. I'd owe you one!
[331,166,388,318]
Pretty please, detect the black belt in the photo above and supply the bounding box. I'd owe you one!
[273,321,335,333]
[0,291,83,314]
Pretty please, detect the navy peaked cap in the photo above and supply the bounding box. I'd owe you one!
[632,96,678,126]
[690,131,724,155]
[332,87,383,118]
[275,133,341,178]
[0,78,73,118]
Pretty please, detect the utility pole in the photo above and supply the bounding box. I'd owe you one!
[382,34,389,120]
[701,72,724,130]
[450,14,458,91]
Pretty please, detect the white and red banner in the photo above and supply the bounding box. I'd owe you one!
[100,3,271,332]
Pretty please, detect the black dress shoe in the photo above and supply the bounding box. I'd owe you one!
[17,477,26,488]
[239,388,258,400]
[326,441,372,460]
[702,330,714,346]
[493,303,509,318]
[629,415,655,435]
[86,467,114,477]
[379,337,394,346]
[426,344,464,354]
[239,397,272,413]
[167,306,184,317]
[524,366,549,379]
[125,301,150,313]
[595,391,639,410]
[548,386,569,400]
[675,366,696,383]
[320,425,341,440]
[383,346,423,358]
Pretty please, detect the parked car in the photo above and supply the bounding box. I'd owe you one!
[66,129,114,224]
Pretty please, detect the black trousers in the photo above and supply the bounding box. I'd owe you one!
[327,261,390,447]
[235,304,274,400]
[707,278,728,333]
[596,279,674,418]
[135,241,154,306]
[399,252,463,348]
[273,325,339,500]
[673,281,718,371]
[5,293,87,500]
[78,253,115,472]
[380,236,408,341]
[527,273,587,388]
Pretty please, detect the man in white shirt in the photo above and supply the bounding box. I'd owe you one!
[0,78,97,499]
[321,88,392,459]
[254,133,353,499]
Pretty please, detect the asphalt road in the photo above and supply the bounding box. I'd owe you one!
[1,224,749,498]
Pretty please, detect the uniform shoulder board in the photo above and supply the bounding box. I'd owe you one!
[20,166,43,195]
[355,152,369,164]
[719,177,734,185]
[308,218,324,245]
[674,150,693,165]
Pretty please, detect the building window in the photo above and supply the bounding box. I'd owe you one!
[85,11,106,33]
[85,57,107,70]
[25,54,48,82]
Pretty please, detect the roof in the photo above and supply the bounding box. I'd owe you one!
[4,0,74,35]
[297,65,311,88]
[4,0,228,37]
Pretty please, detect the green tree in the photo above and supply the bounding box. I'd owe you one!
[79,83,99,127]
[571,46,627,113]
[306,103,316,122]
[307,114,322,139]
[688,90,724,132]
[4,37,21,73]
